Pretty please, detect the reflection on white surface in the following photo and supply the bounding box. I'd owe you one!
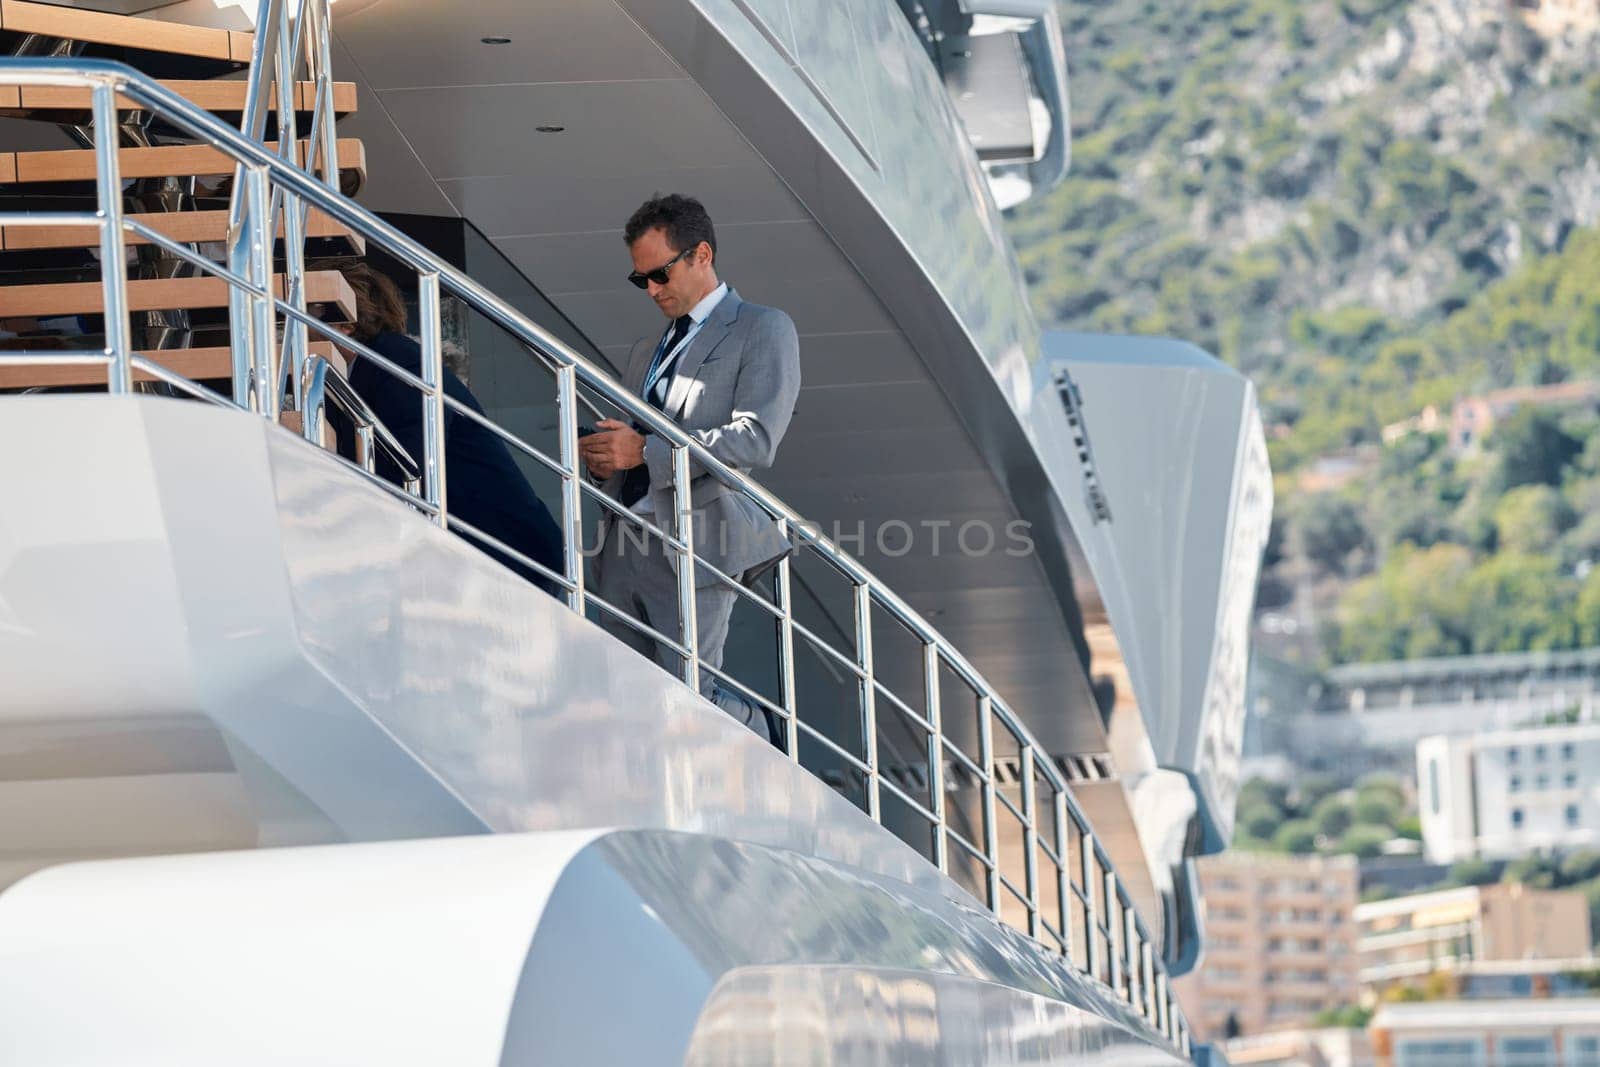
[0,396,1189,1057]
[0,396,951,898]
[0,828,1186,1065]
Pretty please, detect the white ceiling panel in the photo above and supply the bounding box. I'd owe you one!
[748,276,898,336]
[546,290,672,349]
[790,331,927,388]
[377,82,754,181]
[713,220,863,284]
[774,470,1008,519]
[334,0,683,89]
[784,380,947,436]
[329,32,457,216]
[440,165,805,245]
[772,425,988,483]
[497,232,632,297]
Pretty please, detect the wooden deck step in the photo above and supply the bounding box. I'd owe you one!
[0,270,355,320]
[0,0,250,63]
[1,138,367,195]
[0,80,357,118]
[0,206,364,254]
[0,339,341,389]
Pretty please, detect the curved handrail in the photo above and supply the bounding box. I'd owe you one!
[0,58,1190,1056]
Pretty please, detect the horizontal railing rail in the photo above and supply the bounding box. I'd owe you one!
[0,58,1189,1057]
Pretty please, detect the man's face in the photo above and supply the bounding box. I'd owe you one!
[630,226,714,320]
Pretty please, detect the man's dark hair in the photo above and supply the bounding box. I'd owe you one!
[623,193,717,260]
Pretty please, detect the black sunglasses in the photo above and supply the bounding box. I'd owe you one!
[627,248,691,290]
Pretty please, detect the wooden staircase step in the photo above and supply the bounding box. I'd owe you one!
[0,339,341,389]
[0,207,364,253]
[0,0,249,63]
[0,270,355,320]
[0,79,357,117]
[3,138,367,195]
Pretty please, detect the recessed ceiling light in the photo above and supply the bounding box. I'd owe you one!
[535,125,565,133]
[481,35,511,44]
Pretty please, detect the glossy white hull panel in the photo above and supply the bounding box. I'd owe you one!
[0,396,1183,1060]
[0,396,940,896]
[0,830,1183,1065]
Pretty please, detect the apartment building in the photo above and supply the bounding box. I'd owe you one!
[1355,884,1592,996]
[1177,853,1361,1040]
[1371,999,1600,1066]
[1252,648,1600,783]
[1419,722,1600,864]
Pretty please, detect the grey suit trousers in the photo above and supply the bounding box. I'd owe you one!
[594,526,774,744]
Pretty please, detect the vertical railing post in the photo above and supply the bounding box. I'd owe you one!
[774,521,799,761]
[244,165,276,417]
[1020,744,1040,939]
[1141,938,1156,1025]
[308,0,339,192]
[1123,903,1140,1010]
[1105,866,1123,996]
[90,81,130,394]
[923,642,946,874]
[230,0,285,408]
[978,695,1001,911]
[1054,789,1073,962]
[672,444,700,692]
[556,365,584,611]
[1080,822,1099,980]
[274,1,307,413]
[417,271,446,524]
[855,582,879,821]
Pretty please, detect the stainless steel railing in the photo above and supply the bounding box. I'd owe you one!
[0,59,1190,1056]
[301,353,421,492]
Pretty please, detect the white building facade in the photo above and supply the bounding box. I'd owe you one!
[1419,723,1600,864]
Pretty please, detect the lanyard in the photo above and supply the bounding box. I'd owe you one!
[643,319,694,401]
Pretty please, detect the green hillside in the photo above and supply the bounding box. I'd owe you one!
[1008,0,1600,664]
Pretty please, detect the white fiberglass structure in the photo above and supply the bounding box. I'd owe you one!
[0,0,1269,1061]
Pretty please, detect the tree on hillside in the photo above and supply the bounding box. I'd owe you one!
[1494,408,1581,491]
[1329,543,1474,662]
[1561,850,1600,885]
[1341,824,1392,859]
[1297,493,1370,575]
[1577,569,1600,646]
[1240,777,1291,812]
[1313,794,1355,838]
[1503,853,1560,889]
[1239,803,1284,842]
[1296,773,1339,810]
[1462,552,1576,653]
[1274,819,1319,854]
[1449,858,1499,886]
[1494,484,1575,554]
[1354,788,1402,828]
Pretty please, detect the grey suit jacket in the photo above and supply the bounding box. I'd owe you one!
[598,287,801,587]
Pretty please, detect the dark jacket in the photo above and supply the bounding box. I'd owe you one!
[337,330,564,595]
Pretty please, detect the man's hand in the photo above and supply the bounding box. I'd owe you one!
[579,418,646,480]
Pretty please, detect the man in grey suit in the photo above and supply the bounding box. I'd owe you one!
[580,194,800,740]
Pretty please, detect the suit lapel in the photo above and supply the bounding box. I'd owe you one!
[663,288,741,420]
[622,336,654,395]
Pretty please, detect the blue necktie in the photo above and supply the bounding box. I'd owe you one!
[644,314,693,410]
[620,315,692,507]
